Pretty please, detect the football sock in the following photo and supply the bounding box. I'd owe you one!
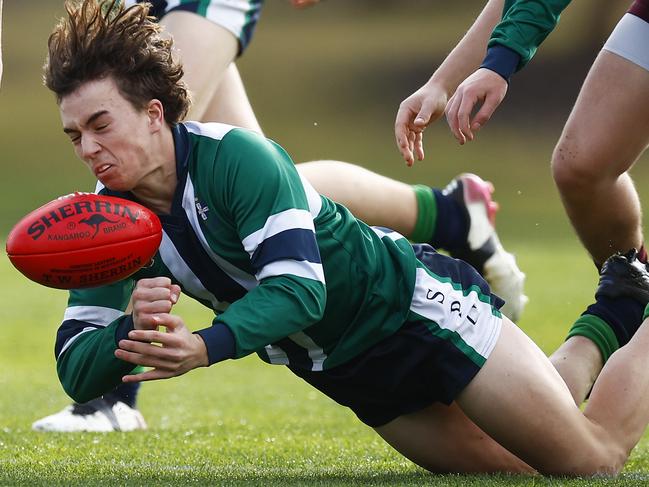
[410,185,470,249]
[429,188,469,250]
[411,185,436,243]
[105,380,141,408]
[567,295,644,362]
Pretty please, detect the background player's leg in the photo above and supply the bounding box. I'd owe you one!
[550,50,649,405]
[551,51,649,267]
[159,11,239,121]
[297,161,418,235]
[201,62,263,133]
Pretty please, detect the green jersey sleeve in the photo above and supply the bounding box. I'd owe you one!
[484,0,573,76]
[55,279,136,403]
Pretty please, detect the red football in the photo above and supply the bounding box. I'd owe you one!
[6,192,162,289]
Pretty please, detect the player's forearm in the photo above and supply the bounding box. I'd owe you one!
[485,0,573,77]
[56,316,137,403]
[428,0,505,96]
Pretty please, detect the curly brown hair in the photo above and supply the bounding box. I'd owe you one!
[44,0,190,124]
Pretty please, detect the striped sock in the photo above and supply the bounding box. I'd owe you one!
[567,295,644,362]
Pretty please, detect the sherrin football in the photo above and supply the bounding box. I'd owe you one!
[6,192,162,289]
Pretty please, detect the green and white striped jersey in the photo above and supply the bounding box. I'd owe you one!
[56,122,419,403]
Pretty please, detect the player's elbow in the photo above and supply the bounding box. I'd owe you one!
[56,355,119,405]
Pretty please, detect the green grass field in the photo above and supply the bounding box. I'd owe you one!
[3,240,649,486]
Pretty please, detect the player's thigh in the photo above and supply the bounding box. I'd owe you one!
[202,62,262,132]
[457,318,619,476]
[375,401,534,474]
[159,11,239,119]
[555,54,649,178]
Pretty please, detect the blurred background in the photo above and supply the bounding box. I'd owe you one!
[1,0,645,242]
[1,0,648,359]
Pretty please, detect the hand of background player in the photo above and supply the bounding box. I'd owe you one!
[290,0,321,8]
[116,312,209,382]
[445,68,508,145]
[131,277,181,330]
[394,80,449,166]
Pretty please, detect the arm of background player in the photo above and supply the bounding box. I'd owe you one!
[446,0,573,144]
[395,0,505,165]
[55,280,136,403]
[195,130,327,364]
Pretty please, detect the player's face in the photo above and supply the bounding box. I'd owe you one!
[59,77,164,192]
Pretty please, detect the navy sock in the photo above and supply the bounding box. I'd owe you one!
[105,382,140,408]
[583,295,644,348]
[429,189,469,251]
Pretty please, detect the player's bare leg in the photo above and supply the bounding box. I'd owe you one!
[379,312,649,475]
[159,11,238,121]
[202,62,263,133]
[552,51,649,266]
[550,51,649,403]
[375,401,534,474]
[297,161,418,235]
[548,336,603,405]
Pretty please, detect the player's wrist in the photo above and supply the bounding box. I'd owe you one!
[194,322,236,365]
[192,333,210,368]
[480,44,521,82]
[424,76,452,102]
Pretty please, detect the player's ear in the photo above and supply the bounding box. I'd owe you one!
[146,99,165,132]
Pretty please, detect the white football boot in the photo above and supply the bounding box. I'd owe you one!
[443,173,528,322]
[32,398,147,432]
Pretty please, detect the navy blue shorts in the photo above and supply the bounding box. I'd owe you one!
[290,244,505,427]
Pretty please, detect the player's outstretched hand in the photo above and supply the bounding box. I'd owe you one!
[116,313,209,382]
[131,277,181,330]
[395,81,449,166]
[445,68,508,145]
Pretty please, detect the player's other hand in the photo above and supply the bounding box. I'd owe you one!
[290,0,320,8]
[131,277,181,330]
[395,81,449,166]
[445,68,508,145]
[116,313,209,382]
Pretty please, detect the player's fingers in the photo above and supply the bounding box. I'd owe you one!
[122,368,175,383]
[170,284,181,304]
[394,108,416,165]
[134,299,175,317]
[470,93,502,132]
[456,91,480,143]
[133,299,174,316]
[135,277,173,289]
[115,347,177,370]
[445,93,466,144]
[156,313,185,332]
[414,131,425,161]
[132,285,177,307]
[413,97,438,128]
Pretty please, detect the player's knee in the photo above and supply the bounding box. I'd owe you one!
[542,440,627,477]
[551,139,601,192]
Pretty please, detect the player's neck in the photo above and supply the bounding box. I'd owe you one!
[132,127,177,215]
